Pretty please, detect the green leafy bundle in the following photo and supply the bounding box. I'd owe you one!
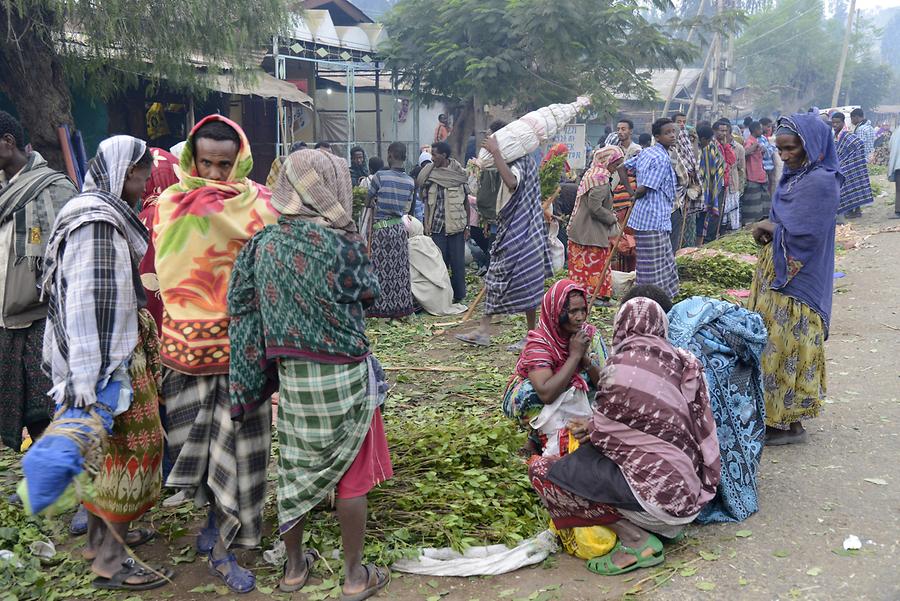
[539,155,567,202]
[352,186,368,225]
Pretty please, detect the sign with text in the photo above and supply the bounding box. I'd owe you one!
[547,123,587,170]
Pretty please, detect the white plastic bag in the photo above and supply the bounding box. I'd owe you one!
[391,530,558,577]
[611,270,636,299]
[547,220,565,273]
[530,388,591,457]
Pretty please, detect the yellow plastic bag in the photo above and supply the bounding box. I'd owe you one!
[548,432,617,559]
[549,522,617,560]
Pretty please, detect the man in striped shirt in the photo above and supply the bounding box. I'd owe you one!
[624,118,680,299]
[850,108,876,158]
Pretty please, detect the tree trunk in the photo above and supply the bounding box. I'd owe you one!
[0,5,74,170]
[447,97,475,162]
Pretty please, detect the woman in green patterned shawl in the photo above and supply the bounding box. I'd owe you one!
[228,149,392,599]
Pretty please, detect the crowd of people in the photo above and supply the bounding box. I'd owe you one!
[0,96,894,594]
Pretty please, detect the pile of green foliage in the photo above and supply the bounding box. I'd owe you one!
[0,501,96,601]
[704,230,759,257]
[676,254,754,290]
[293,402,545,566]
[539,155,567,201]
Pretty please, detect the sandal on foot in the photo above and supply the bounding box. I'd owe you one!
[586,537,665,576]
[92,558,173,591]
[208,552,255,594]
[765,428,808,446]
[279,549,319,593]
[83,528,156,561]
[70,505,88,536]
[340,564,390,601]
[456,332,490,347]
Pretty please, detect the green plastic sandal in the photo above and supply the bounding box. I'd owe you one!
[586,536,665,576]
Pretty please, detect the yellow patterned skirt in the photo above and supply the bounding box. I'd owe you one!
[747,244,827,427]
[83,310,164,522]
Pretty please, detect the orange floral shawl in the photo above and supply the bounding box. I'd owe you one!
[152,115,278,375]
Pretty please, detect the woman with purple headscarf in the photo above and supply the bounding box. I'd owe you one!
[747,114,842,446]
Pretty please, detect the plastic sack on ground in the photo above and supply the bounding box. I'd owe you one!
[549,522,617,560]
[611,270,636,299]
[390,530,558,577]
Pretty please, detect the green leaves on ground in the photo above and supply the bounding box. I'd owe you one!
[734,529,753,538]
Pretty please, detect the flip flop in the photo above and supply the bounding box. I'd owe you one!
[279,549,319,593]
[340,564,390,601]
[456,332,490,347]
[586,536,665,576]
[92,558,173,591]
[83,528,156,561]
[208,552,255,594]
[506,339,526,353]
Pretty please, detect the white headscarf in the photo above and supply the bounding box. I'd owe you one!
[403,216,466,316]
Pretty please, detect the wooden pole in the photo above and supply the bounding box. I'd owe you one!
[688,35,717,123]
[461,285,487,323]
[831,0,857,108]
[374,67,383,159]
[662,0,708,116]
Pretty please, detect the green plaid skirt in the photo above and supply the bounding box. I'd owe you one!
[277,359,376,532]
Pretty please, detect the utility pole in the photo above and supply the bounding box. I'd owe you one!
[831,0,857,108]
[662,0,708,116]
[688,34,718,123]
[711,0,724,117]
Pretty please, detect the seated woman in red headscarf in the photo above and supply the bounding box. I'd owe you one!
[528,297,721,576]
[502,279,607,457]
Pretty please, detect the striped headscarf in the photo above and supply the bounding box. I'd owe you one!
[515,279,597,392]
[569,145,624,234]
[271,148,355,233]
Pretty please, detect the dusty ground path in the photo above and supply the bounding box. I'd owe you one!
[7,197,898,600]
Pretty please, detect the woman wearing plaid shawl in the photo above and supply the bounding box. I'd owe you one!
[228,149,392,599]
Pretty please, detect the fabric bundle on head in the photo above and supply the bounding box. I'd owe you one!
[272,148,356,233]
[591,297,721,520]
[515,279,597,392]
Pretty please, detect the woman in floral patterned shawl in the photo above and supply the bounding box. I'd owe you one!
[228,149,392,598]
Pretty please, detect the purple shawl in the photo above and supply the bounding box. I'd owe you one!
[771,114,843,332]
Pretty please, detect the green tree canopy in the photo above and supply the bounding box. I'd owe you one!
[381,0,701,155]
[0,0,292,166]
[736,0,892,114]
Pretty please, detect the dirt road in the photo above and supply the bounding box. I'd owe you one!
[12,203,899,601]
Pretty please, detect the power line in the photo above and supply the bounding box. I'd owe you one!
[734,4,821,49]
